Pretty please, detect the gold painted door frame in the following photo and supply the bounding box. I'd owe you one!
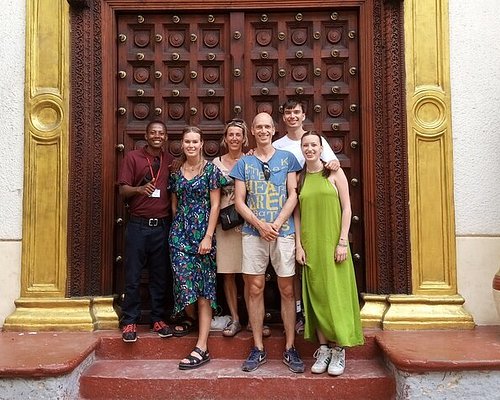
[374,0,474,329]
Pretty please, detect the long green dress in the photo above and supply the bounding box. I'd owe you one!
[299,171,364,347]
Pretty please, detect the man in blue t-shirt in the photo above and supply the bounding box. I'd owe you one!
[230,112,305,374]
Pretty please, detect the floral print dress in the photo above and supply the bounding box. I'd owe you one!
[168,162,225,314]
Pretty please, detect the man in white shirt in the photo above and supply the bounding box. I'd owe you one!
[273,99,341,334]
[273,99,340,169]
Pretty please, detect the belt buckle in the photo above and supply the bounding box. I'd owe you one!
[148,218,159,227]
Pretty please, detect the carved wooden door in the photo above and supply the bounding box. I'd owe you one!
[114,10,363,322]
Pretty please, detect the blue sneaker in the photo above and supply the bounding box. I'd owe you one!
[242,347,267,372]
[283,347,305,373]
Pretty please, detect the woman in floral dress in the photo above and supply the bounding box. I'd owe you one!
[169,126,223,370]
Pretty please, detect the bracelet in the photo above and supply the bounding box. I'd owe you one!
[338,237,348,242]
[205,234,213,239]
[337,243,348,247]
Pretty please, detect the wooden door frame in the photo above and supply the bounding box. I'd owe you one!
[67,0,410,297]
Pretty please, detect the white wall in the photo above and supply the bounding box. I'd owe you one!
[450,0,500,324]
[0,0,25,326]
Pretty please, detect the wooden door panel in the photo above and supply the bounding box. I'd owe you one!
[164,14,230,138]
[117,13,231,144]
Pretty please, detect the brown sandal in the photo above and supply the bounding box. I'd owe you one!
[222,320,242,337]
[246,323,271,338]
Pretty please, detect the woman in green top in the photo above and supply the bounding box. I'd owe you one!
[294,131,364,376]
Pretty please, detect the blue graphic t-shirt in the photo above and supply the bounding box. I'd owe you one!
[229,149,302,237]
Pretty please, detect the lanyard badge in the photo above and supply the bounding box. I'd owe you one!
[145,154,162,198]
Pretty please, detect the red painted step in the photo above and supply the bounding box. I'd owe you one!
[94,327,381,361]
[80,358,394,400]
[79,328,395,400]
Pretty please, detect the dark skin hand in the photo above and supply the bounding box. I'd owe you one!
[119,178,157,198]
[139,178,157,197]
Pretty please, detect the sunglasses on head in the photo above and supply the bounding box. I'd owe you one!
[262,162,271,181]
[226,118,245,126]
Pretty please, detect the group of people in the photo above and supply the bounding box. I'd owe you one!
[118,99,364,375]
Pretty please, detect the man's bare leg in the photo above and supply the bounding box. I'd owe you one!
[245,274,266,350]
[277,276,296,349]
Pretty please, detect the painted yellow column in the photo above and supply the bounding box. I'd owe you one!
[3,0,96,331]
[382,0,474,329]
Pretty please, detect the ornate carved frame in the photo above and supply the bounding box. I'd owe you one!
[67,0,410,297]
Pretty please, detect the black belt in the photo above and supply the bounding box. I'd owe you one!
[129,215,168,227]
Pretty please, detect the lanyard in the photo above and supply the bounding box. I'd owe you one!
[146,153,162,183]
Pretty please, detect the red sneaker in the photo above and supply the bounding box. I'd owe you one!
[122,323,137,343]
[153,321,173,338]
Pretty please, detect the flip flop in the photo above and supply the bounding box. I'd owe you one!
[222,320,242,337]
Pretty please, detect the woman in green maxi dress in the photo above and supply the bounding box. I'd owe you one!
[294,132,364,376]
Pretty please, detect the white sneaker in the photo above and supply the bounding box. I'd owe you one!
[311,346,332,374]
[328,346,345,376]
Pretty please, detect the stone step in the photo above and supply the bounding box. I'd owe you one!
[79,358,395,400]
[94,327,381,361]
[80,328,395,399]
